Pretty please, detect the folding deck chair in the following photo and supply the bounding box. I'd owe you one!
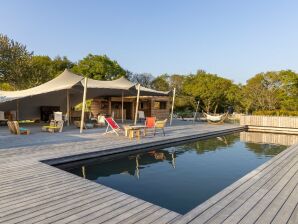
[104,117,122,136]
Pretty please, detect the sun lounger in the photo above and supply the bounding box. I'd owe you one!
[104,117,121,135]
[8,121,30,135]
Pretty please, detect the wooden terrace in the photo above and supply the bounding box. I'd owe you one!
[0,121,297,224]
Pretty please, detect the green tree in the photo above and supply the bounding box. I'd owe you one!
[183,70,233,113]
[72,54,126,80]
[51,56,74,76]
[129,72,154,88]
[242,70,298,112]
[0,34,33,89]
[151,75,170,91]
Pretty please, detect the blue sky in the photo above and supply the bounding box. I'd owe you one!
[1,0,298,83]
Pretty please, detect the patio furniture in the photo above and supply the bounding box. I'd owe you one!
[203,112,228,124]
[144,117,156,136]
[128,127,141,140]
[42,120,64,133]
[7,121,16,134]
[97,115,106,127]
[10,121,30,135]
[138,111,145,122]
[104,117,122,135]
[54,111,63,121]
[154,119,167,136]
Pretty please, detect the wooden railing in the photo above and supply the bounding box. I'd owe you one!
[240,115,298,129]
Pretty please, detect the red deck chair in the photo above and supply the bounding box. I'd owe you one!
[144,117,156,136]
[104,117,121,135]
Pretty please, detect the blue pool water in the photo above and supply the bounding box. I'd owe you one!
[57,132,286,214]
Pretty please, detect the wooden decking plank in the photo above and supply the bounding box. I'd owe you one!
[131,208,171,224]
[118,205,161,224]
[0,178,95,209]
[287,203,298,224]
[150,211,181,224]
[62,196,136,224]
[266,180,298,224]
[238,168,298,223]
[17,190,121,224]
[204,155,298,223]
[0,184,103,222]
[101,202,153,224]
[86,200,146,224]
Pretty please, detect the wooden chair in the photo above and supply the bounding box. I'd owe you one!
[144,117,156,136]
[154,119,167,136]
[138,111,145,122]
[7,121,16,134]
[12,121,30,135]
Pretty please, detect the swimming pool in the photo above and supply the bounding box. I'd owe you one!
[57,132,287,214]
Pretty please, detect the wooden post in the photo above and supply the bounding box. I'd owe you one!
[134,84,141,125]
[80,77,88,134]
[121,91,124,123]
[170,88,176,126]
[193,100,200,124]
[67,89,70,126]
[16,99,19,121]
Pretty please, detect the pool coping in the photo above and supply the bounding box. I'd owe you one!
[43,126,246,166]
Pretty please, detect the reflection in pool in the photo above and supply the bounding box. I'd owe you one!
[57,132,287,214]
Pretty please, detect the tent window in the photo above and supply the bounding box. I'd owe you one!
[154,101,167,109]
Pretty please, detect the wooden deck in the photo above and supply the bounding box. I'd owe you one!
[0,121,297,224]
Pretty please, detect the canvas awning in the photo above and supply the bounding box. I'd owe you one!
[0,70,84,103]
[0,69,170,121]
[83,76,170,98]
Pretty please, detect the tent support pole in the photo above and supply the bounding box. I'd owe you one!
[193,100,200,124]
[16,99,19,121]
[67,89,70,126]
[121,91,124,123]
[80,77,88,134]
[170,88,176,126]
[134,84,140,125]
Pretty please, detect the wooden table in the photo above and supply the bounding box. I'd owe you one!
[124,125,146,140]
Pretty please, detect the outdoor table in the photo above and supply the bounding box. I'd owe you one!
[124,125,146,140]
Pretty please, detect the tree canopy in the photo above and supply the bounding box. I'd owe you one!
[72,54,126,80]
[1,33,297,115]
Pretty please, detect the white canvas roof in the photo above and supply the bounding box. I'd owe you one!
[0,70,84,103]
[0,69,170,120]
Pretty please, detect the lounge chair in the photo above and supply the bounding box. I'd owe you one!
[154,119,167,136]
[7,121,16,134]
[9,121,30,135]
[104,117,121,135]
[138,111,145,122]
[144,117,156,136]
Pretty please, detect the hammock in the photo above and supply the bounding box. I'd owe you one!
[203,112,228,124]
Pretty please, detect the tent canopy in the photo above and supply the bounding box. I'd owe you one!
[0,69,170,120]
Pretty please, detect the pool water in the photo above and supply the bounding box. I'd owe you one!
[57,132,287,214]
